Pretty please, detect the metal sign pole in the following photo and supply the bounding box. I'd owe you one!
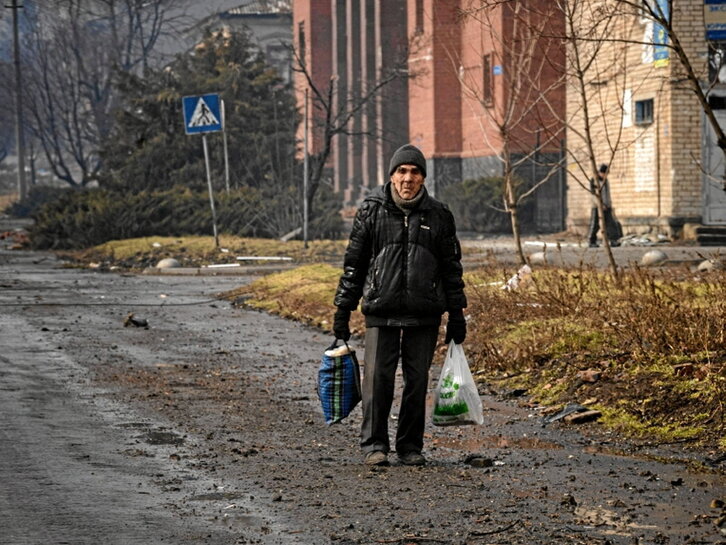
[221,99,230,195]
[202,134,219,249]
[303,88,309,249]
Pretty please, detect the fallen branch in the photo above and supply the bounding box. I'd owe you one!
[466,519,520,539]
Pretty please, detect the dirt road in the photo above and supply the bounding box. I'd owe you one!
[1,244,724,545]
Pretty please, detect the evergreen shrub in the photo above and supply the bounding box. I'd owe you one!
[439,177,511,233]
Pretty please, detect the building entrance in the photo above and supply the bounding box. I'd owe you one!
[702,110,726,224]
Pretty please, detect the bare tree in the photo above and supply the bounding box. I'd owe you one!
[613,0,726,191]
[292,42,417,222]
[20,0,184,187]
[456,0,567,265]
[556,0,635,278]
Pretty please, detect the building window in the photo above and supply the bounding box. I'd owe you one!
[298,21,306,66]
[634,98,653,125]
[709,42,726,84]
[415,0,424,34]
[482,54,493,106]
[709,95,726,110]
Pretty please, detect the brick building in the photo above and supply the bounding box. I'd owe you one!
[566,0,726,240]
[293,0,567,232]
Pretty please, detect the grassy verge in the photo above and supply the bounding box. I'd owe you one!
[224,263,726,450]
[66,237,725,450]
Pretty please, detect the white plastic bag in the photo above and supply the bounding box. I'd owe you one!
[433,342,484,426]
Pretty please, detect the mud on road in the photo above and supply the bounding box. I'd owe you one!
[0,246,724,545]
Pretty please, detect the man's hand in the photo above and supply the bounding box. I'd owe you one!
[333,309,351,341]
[445,309,466,344]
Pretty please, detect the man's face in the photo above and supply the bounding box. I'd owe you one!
[391,164,425,200]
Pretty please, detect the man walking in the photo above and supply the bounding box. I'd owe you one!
[332,144,467,466]
[588,164,622,247]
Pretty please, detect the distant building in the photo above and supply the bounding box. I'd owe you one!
[293,0,567,232]
[176,1,293,82]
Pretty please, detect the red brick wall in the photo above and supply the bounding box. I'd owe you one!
[408,0,565,160]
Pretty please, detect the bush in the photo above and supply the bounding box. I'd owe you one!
[439,177,511,233]
[4,185,72,218]
[28,185,344,249]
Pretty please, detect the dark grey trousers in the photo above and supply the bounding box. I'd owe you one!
[360,325,439,455]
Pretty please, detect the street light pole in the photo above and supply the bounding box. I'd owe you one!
[10,0,28,201]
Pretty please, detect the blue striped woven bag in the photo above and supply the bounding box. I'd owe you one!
[317,340,361,425]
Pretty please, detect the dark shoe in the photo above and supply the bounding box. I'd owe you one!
[588,242,599,248]
[364,451,389,466]
[398,451,426,466]
[609,241,620,247]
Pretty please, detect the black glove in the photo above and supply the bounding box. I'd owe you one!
[333,309,351,341]
[445,309,466,344]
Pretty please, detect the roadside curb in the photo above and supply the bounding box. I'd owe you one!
[143,264,296,276]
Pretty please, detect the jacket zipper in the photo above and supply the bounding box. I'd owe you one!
[402,214,409,297]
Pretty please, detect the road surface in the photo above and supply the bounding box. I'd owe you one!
[1,243,724,545]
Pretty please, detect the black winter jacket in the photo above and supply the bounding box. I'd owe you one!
[334,183,467,327]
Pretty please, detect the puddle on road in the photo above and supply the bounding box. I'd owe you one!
[188,491,248,501]
[141,430,185,446]
[433,434,562,450]
[117,422,152,429]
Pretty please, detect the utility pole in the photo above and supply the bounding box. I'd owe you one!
[10,0,28,201]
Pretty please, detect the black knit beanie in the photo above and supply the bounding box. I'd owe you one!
[388,144,427,178]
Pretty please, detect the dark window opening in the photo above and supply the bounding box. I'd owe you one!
[482,54,493,106]
[415,0,424,34]
[298,21,306,66]
[635,98,654,125]
[709,94,726,110]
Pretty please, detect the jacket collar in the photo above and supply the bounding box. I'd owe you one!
[368,182,434,211]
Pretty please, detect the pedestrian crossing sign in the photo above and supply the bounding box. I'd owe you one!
[183,94,223,134]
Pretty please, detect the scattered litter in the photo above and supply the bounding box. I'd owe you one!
[541,403,588,426]
[236,256,293,262]
[220,248,230,253]
[204,263,240,268]
[502,264,532,291]
[464,455,494,468]
[697,259,724,272]
[620,235,656,247]
[0,229,30,249]
[124,313,149,328]
[576,369,601,383]
[152,242,162,248]
[563,409,602,424]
